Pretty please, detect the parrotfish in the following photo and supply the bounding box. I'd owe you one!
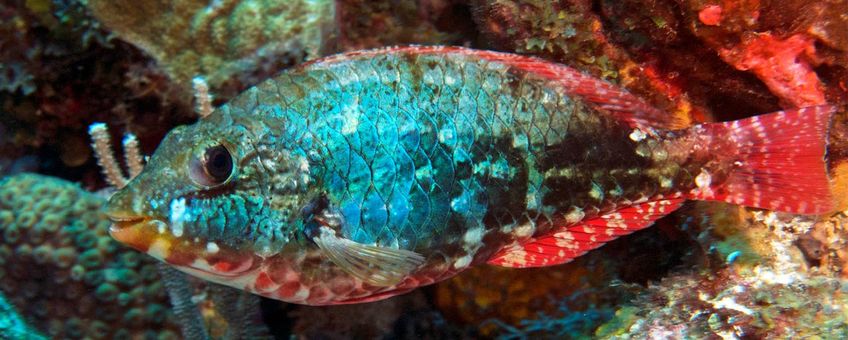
[106,46,836,305]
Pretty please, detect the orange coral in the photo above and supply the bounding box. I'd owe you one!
[717,33,826,108]
[698,5,722,26]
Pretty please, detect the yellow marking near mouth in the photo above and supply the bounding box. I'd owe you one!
[147,238,172,259]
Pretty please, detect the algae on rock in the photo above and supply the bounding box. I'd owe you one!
[87,0,336,92]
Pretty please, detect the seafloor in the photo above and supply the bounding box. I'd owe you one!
[1,0,848,339]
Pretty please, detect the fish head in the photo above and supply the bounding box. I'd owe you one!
[105,117,304,282]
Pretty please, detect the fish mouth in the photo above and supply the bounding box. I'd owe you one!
[105,210,163,252]
[106,211,257,280]
[107,213,148,230]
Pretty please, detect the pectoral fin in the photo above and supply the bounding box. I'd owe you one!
[312,226,425,287]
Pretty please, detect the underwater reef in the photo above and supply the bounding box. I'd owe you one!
[595,204,848,338]
[1,0,848,339]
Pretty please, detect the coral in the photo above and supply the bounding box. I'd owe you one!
[435,265,616,332]
[486,290,615,339]
[336,0,473,51]
[0,173,181,338]
[86,0,336,94]
[0,62,35,95]
[595,269,848,338]
[680,201,848,280]
[805,211,848,279]
[473,0,848,128]
[827,108,848,211]
[0,0,193,187]
[716,33,825,108]
[591,201,848,338]
[0,0,109,96]
[678,0,848,109]
[472,0,703,125]
[473,0,616,78]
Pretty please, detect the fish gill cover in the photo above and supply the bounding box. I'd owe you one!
[0,0,847,339]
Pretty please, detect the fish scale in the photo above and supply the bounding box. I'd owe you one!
[265,50,685,256]
[106,46,835,305]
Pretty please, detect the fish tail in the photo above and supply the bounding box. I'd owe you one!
[690,105,836,214]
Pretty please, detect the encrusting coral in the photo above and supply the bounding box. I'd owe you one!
[471,0,704,125]
[0,173,181,339]
[86,0,336,95]
[592,202,848,338]
[472,0,848,125]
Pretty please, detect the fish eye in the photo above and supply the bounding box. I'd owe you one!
[189,144,234,187]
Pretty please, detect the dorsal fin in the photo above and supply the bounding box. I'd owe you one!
[488,198,685,268]
[303,46,687,130]
[462,49,688,130]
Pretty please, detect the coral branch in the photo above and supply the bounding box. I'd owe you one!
[121,133,144,179]
[88,123,128,188]
[192,77,213,119]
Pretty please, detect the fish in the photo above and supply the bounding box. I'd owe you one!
[105,45,836,305]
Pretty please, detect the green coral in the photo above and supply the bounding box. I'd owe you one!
[0,173,180,339]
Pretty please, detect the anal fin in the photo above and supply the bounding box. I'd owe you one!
[488,198,685,268]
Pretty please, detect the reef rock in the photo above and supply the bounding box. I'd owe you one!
[87,0,336,94]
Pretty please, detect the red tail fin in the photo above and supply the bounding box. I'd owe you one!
[690,105,835,214]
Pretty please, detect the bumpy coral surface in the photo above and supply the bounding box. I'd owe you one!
[87,0,336,94]
[0,174,180,338]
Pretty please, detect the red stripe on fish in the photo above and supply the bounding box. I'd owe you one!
[688,105,835,214]
[488,198,685,268]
